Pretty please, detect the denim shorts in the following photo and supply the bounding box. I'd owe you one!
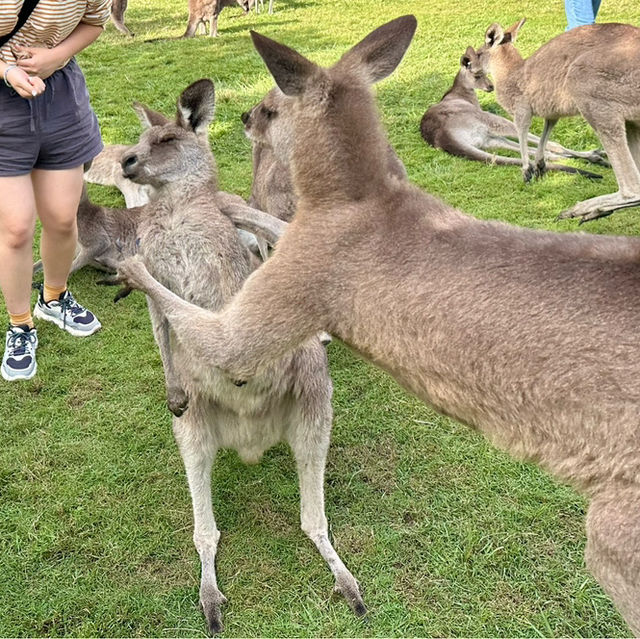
[0,58,103,176]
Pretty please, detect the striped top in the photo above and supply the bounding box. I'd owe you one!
[0,0,112,65]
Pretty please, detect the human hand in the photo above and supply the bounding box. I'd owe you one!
[13,44,63,79]
[4,65,45,98]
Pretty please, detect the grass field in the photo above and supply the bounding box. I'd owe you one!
[1,0,639,636]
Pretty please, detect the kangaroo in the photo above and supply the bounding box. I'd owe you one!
[85,144,154,208]
[114,18,640,634]
[115,78,364,633]
[242,87,407,221]
[420,46,608,175]
[183,0,254,38]
[477,19,640,222]
[110,0,132,36]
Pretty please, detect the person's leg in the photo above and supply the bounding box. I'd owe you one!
[32,167,101,336]
[0,175,39,381]
[565,0,598,29]
[0,175,37,322]
[32,167,82,297]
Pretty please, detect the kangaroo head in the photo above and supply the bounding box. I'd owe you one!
[249,15,416,201]
[477,18,526,73]
[121,79,216,190]
[241,87,296,163]
[460,46,494,92]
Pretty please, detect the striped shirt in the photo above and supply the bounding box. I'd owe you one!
[0,0,112,65]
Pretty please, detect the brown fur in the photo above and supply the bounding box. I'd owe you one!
[420,46,607,175]
[242,87,407,222]
[477,19,640,221]
[183,0,253,38]
[110,0,132,36]
[115,18,640,634]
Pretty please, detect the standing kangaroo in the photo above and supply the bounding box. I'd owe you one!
[110,0,132,35]
[478,19,640,222]
[420,46,608,175]
[183,0,253,38]
[116,78,364,633]
[115,17,640,634]
[242,87,407,221]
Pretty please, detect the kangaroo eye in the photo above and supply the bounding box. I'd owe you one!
[261,106,276,119]
[160,134,178,144]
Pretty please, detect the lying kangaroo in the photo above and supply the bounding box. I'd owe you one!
[242,87,407,221]
[183,0,253,38]
[115,17,640,634]
[420,46,608,176]
[116,78,364,633]
[477,19,640,222]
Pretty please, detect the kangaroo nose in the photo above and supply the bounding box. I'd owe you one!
[122,153,138,176]
[240,111,250,125]
[487,83,494,92]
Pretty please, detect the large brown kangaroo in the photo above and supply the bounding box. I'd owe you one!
[477,19,640,222]
[114,17,640,634]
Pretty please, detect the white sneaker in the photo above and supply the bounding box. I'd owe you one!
[34,288,101,337]
[1,324,38,381]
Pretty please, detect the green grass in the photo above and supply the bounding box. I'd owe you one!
[1,0,638,635]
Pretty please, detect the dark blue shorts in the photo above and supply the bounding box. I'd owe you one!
[0,58,103,176]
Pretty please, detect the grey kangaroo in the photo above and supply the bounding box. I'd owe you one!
[114,17,640,634]
[110,0,132,35]
[242,87,407,221]
[478,19,640,222]
[115,78,364,633]
[183,0,254,38]
[420,46,608,176]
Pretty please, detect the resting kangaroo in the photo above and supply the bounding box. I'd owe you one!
[478,19,640,222]
[115,17,640,634]
[116,78,364,633]
[420,46,608,176]
[242,87,407,221]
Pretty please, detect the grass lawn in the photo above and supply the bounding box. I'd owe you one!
[1,0,639,635]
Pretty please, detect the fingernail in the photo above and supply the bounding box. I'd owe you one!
[32,90,36,96]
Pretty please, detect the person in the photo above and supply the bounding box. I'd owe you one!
[565,0,602,29]
[0,0,110,381]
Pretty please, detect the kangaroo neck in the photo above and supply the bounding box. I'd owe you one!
[444,70,480,106]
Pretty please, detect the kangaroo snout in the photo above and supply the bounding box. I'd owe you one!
[241,111,250,125]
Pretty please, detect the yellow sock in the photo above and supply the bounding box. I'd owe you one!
[9,310,34,329]
[43,283,67,304]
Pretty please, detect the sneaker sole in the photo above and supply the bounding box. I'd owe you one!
[33,306,102,337]
[1,361,37,381]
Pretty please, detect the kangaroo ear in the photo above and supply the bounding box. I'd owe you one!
[485,23,505,47]
[251,31,318,96]
[336,15,417,84]
[504,17,526,42]
[132,102,170,129]
[176,79,216,135]
[461,46,475,68]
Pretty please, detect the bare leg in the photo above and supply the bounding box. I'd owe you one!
[0,175,37,317]
[533,118,558,177]
[147,297,189,416]
[585,487,640,635]
[173,414,226,634]
[288,408,366,616]
[32,167,83,291]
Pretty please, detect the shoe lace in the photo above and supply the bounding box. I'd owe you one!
[7,328,35,356]
[59,291,85,329]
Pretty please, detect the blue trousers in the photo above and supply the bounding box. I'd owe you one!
[565,0,602,29]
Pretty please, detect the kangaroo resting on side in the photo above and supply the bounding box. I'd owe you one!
[114,78,364,633]
[114,17,640,634]
[478,19,640,222]
[242,87,407,221]
[420,46,608,176]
